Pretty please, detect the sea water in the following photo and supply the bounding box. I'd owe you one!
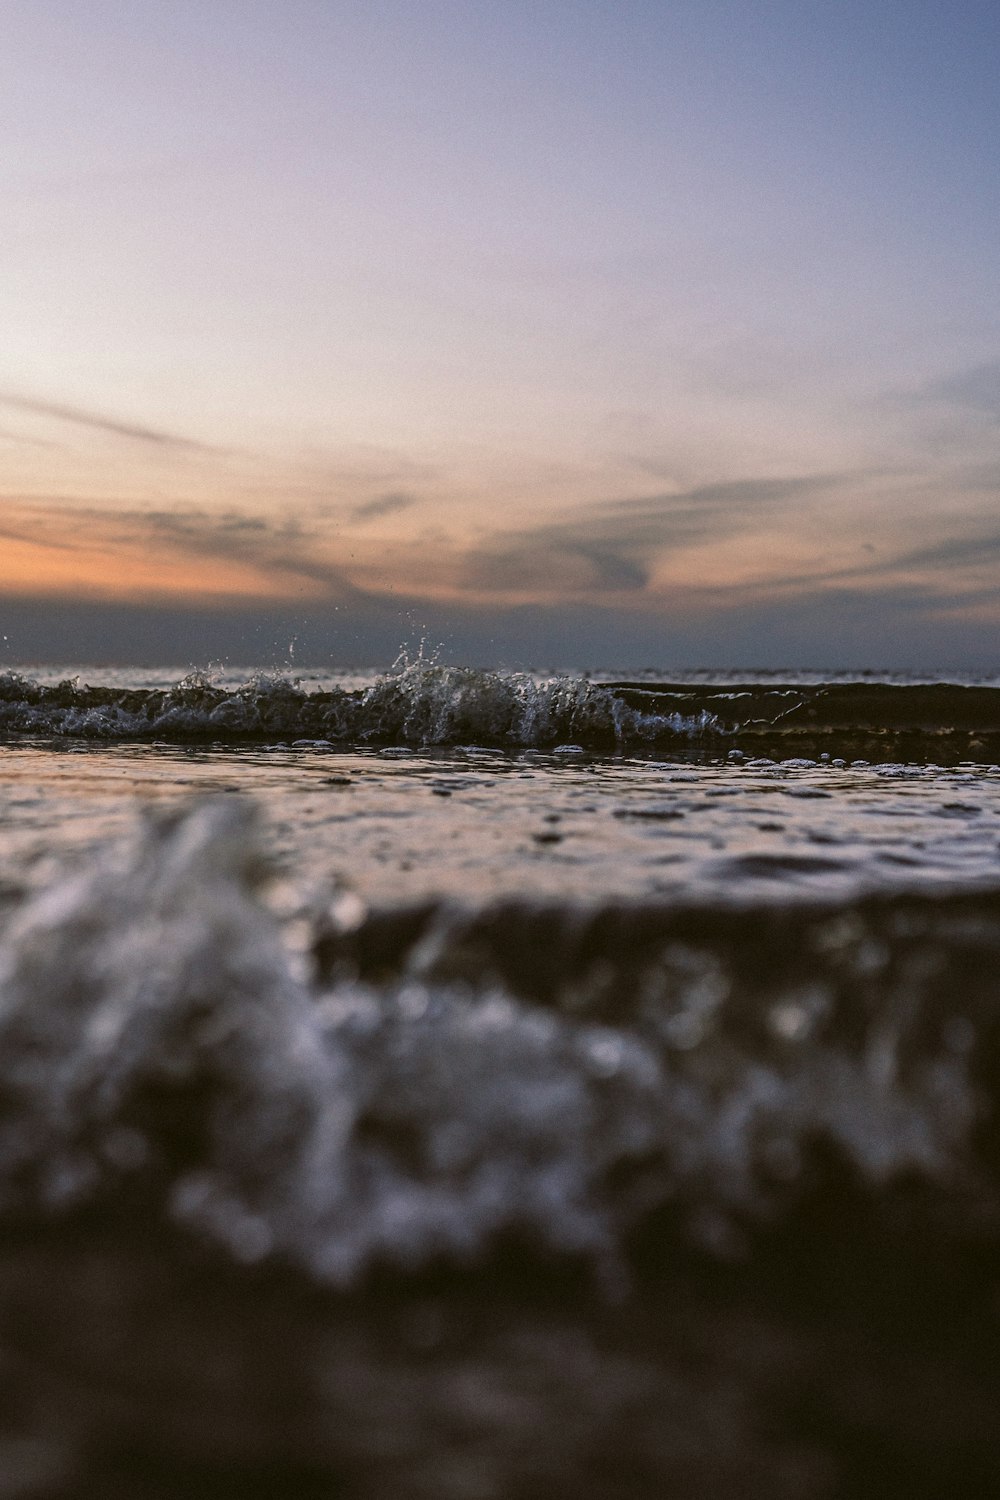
[2,660,1000,1497]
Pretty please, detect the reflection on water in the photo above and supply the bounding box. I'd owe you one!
[1,743,999,910]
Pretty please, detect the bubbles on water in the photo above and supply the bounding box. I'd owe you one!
[328,890,367,934]
[767,1000,811,1042]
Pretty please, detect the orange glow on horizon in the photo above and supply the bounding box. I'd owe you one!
[0,485,991,632]
[0,531,329,606]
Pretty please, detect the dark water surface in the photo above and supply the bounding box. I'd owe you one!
[2,664,1000,1497]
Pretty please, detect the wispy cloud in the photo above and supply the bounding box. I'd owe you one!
[0,497,367,604]
[696,508,1000,605]
[0,517,79,551]
[460,472,853,597]
[884,362,1000,459]
[0,390,218,451]
[132,507,365,598]
[921,362,1000,419]
[892,527,1000,573]
[349,491,420,522]
[3,462,997,637]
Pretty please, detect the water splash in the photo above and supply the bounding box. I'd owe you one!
[0,798,993,1292]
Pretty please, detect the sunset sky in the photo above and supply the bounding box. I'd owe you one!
[2,0,1000,668]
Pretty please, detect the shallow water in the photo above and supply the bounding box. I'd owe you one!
[3,663,1000,1497]
[3,741,1000,911]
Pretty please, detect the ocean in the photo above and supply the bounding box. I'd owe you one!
[3,658,1000,1498]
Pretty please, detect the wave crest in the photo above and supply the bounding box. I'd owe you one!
[0,663,719,750]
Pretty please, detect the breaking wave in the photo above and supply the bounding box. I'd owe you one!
[0,663,714,752]
[5,663,1000,758]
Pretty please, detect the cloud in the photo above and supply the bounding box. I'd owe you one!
[111,506,367,599]
[817,509,1000,586]
[0,516,80,551]
[0,497,368,605]
[5,463,996,651]
[8,471,834,612]
[924,362,1000,419]
[349,491,420,522]
[464,540,649,595]
[1,467,999,670]
[460,472,853,597]
[702,505,1000,608]
[0,390,218,451]
[886,362,1000,454]
[892,528,1000,573]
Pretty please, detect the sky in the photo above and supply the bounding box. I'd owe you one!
[2,0,1000,669]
